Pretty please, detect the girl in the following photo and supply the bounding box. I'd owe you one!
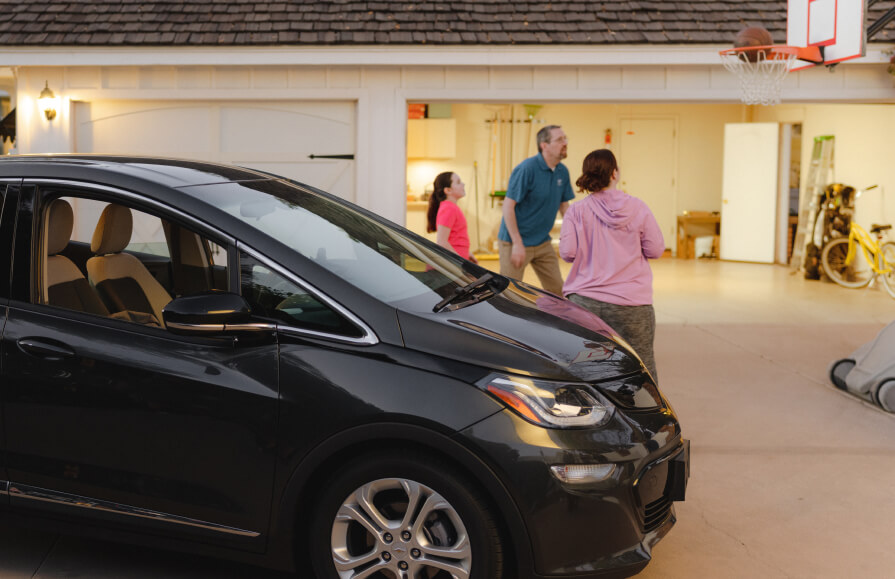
[427,171,477,263]
[559,149,664,380]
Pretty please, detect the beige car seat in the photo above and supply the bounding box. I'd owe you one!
[44,199,111,316]
[86,204,172,325]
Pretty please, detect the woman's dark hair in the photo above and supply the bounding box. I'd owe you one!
[427,172,454,233]
[575,149,619,193]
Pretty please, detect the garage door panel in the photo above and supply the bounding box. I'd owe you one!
[75,102,215,155]
[75,100,356,202]
[220,103,354,155]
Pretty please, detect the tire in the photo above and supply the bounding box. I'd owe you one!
[829,359,855,391]
[821,238,872,288]
[880,242,895,299]
[310,450,504,579]
[873,379,895,412]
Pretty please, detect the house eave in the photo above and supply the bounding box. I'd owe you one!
[9,43,892,68]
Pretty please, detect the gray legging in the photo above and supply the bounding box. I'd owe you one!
[567,293,658,382]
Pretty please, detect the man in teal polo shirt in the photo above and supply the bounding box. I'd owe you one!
[498,125,574,295]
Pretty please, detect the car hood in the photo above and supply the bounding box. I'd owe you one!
[396,280,644,382]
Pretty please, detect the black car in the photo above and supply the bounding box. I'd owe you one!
[0,156,688,579]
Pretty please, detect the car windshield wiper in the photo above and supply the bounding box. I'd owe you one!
[433,273,504,313]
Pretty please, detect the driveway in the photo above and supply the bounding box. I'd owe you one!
[2,259,893,578]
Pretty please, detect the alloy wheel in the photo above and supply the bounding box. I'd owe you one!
[331,477,472,579]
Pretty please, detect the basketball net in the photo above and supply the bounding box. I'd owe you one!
[719,47,797,106]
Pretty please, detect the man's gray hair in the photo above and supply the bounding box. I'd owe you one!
[537,125,562,151]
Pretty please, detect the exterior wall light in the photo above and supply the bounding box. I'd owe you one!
[38,81,59,121]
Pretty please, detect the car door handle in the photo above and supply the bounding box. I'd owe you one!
[16,338,75,361]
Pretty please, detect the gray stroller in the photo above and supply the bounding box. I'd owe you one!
[830,322,895,412]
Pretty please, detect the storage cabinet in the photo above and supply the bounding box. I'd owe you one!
[407,119,456,159]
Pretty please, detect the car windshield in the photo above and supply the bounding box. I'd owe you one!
[181,178,493,311]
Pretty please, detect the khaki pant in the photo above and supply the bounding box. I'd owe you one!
[498,240,564,296]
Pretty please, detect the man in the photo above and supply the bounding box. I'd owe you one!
[498,124,574,295]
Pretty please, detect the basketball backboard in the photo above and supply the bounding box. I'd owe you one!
[788,0,868,69]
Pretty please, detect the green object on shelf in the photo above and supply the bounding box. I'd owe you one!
[490,190,506,197]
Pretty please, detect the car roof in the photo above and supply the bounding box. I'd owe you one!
[0,155,274,188]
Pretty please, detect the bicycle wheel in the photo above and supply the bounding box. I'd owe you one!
[880,241,895,299]
[821,238,873,288]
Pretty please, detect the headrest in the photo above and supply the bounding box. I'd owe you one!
[46,199,74,256]
[91,204,134,255]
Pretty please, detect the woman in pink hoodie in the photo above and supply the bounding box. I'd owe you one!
[559,149,665,380]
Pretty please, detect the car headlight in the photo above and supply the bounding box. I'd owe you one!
[478,373,615,428]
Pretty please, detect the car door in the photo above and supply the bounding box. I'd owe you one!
[0,184,278,550]
[0,181,18,506]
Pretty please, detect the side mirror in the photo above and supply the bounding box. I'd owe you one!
[163,292,276,336]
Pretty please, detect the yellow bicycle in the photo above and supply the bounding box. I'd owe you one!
[821,221,895,299]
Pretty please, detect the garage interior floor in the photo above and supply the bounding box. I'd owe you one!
[2,258,894,578]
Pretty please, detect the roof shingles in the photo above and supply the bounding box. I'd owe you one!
[0,0,892,45]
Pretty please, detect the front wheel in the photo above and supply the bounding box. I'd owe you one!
[829,359,855,391]
[310,450,504,579]
[821,238,872,288]
[879,242,895,299]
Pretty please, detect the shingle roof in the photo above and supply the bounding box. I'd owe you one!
[0,1,892,46]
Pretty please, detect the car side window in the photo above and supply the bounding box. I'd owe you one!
[40,193,229,326]
[239,252,363,338]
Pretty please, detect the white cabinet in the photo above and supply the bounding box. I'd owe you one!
[407,119,456,159]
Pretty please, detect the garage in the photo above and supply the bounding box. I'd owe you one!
[403,101,895,265]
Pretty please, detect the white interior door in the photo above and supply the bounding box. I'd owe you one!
[721,123,779,263]
[619,118,677,249]
[74,100,356,202]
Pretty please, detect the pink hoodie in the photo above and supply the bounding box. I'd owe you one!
[559,188,664,306]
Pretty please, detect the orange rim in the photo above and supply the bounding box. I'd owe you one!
[719,45,823,63]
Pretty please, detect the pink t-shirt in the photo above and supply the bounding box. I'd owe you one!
[436,200,471,259]
[559,189,664,306]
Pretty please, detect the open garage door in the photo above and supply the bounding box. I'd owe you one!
[74,100,356,202]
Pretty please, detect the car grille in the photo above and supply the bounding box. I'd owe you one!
[642,495,672,533]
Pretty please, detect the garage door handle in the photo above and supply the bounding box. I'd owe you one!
[16,338,75,361]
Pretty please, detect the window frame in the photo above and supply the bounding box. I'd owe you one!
[28,180,237,323]
[238,243,378,346]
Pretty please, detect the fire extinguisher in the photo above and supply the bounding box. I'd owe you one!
[604,128,612,147]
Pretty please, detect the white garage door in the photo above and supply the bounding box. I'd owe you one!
[74,100,356,202]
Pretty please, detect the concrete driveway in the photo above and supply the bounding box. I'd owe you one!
[2,259,893,578]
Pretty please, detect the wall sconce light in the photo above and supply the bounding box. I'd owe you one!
[38,81,59,121]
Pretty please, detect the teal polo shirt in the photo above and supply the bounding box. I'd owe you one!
[498,153,575,247]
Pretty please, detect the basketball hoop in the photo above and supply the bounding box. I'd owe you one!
[719,45,822,106]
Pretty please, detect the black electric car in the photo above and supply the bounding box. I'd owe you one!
[0,156,688,579]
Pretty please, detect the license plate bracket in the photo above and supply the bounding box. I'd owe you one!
[666,438,690,502]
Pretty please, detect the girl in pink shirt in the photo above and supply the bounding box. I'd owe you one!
[427,172,477,262]
[559,149,664,380]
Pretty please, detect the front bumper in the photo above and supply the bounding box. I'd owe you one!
[460,408,689,578]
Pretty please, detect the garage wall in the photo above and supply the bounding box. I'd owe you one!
[754,104,895,231]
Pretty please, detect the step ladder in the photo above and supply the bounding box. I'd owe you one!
[790,135,835,272]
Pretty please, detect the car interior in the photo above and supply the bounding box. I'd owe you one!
[43,196,228,327]
[43,199,112,317]
[86,203,174,326]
